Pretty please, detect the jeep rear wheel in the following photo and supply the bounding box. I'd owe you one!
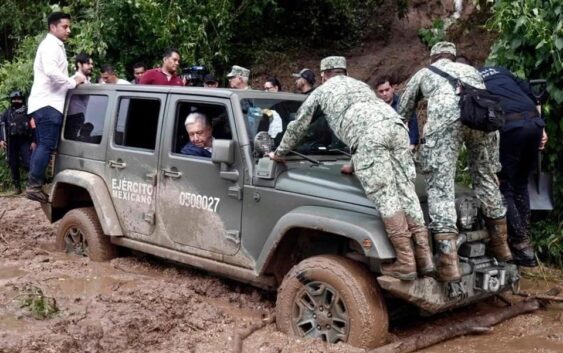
[56,207,117,262]
[276,255,388,349]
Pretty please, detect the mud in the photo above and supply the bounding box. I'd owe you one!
[1,196,562,353]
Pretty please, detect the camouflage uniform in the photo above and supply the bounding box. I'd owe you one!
[398,50,505,234]
[275,72,425,225]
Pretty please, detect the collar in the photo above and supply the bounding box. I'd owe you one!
[46,33,65,48]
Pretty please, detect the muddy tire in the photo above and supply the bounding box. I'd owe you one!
[276,255,388,349]
[56,207,117,262]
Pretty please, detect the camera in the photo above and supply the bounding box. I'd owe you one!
[181,65,208,87]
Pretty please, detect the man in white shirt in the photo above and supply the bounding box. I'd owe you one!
[26,12,86,202]
[100,64,131,85]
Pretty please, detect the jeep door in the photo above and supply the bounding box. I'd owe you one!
[106,92,167,237]
[157,95,242,256]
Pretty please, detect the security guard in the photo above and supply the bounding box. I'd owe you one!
[480,66,546,267]
[0,91,34,194]
[269,56,434,280]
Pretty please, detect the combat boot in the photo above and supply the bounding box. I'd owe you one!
[510,239,538,267]
[380,212,417,281]
[407,218,435,276]
[485,217,513,262]
[434,233,461,282]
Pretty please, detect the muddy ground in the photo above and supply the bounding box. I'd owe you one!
[1,196,562,353]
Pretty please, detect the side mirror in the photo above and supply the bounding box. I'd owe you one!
[211,139,236,165]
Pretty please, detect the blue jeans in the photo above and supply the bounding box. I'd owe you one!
[27,106,62,188]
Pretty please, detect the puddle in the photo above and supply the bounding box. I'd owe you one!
[47,275,137,297]
[0,266,27,280]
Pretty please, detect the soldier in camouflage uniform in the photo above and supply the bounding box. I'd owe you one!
[398,42,512,282]
[270,56,435,280]
[227,65,251,90]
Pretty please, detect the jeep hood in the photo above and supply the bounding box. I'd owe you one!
[274,163,472,206]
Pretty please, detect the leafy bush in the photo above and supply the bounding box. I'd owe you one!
[418,19,446,48]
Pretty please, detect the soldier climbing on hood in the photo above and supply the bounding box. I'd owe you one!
[269,56,435,281]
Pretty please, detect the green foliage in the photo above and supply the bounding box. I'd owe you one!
[0,150,13,191]
[486,0,563,266]
[530,219,563,268]
[418,19,446,48]
[19,285,58,319]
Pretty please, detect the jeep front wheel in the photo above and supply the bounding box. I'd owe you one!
[56,207,117,262]
[276,255,388,349]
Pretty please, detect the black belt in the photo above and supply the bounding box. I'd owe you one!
[504,111,539,121]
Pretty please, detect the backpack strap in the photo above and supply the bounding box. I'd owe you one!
[427,65,459,89]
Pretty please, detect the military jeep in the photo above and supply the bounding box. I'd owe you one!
[43,84,520,349]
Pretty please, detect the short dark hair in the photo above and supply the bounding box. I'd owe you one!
[374,74,393,88]
[163,48,180,59]
[75,52,91,70]
[265,77,282,91]
[101,64,116,74]
[133,62,146,70]
[47,12,71,29]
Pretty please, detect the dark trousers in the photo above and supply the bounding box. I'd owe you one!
[498,117,544,245]
[6,135,31,188]
[28,106,62,188]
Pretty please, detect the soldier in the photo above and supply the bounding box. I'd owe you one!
[269,56,434,280]
[227,65,251,90]
[398,42,512,282]
[0,91,35,195]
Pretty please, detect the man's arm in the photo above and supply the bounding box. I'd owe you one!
[397,71,423,123]
[274,93,319,157]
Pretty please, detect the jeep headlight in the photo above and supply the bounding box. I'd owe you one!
[456,196,478,230]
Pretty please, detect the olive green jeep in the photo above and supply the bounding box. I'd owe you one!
[42,84,520,349]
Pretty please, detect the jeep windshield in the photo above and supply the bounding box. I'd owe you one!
[240,97,349,156]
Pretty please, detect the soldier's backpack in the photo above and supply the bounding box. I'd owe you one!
[7,106,30,136]
[428,65,505,132]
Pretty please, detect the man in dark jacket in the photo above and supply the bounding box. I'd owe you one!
[0,91,35,194]
[181,112,213,157]
[479,66,547,267]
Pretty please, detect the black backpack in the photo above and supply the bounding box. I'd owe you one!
[428,65,505,132]
[8,106,31,136]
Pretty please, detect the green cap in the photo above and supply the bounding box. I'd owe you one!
[430,41,457,56]
[320,56,347,71]
[227,65,250,78]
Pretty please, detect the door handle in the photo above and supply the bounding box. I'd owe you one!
[108,160,126,169]
[162,169,182,179]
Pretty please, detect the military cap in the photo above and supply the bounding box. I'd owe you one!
[292,68,316,85]
[430,41,457,56]
[226,65,250,78]
[9,90,24,99]
[320,56,347,71]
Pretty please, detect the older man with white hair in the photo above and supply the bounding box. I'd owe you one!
[181,112,213,157]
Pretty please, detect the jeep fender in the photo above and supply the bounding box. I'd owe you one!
[255,206,395,274]
[48,170,123,236]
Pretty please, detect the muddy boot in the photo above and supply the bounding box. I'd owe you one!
[380,212,417,281]
[485,217,513,262]
[510,239,538,267]
[407,218,435,276]
[434,233,462,282]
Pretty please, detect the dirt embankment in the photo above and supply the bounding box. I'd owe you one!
[1,197,562,353]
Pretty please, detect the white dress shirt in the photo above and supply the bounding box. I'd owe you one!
[28,33,76,114]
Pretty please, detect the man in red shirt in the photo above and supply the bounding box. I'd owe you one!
[139,48,184,86]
